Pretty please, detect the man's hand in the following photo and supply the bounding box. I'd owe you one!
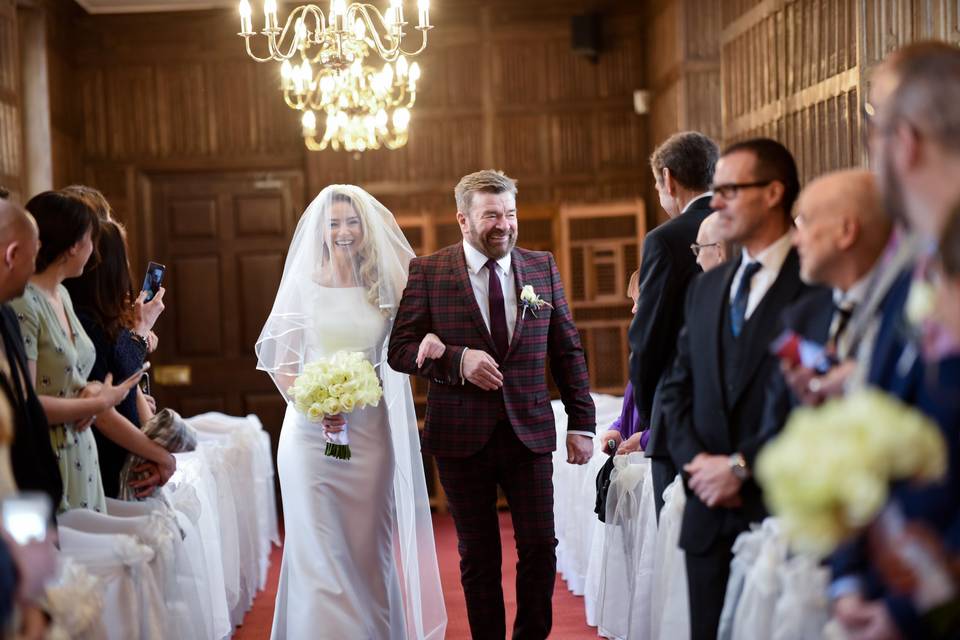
[781,361,822,405]
[566,434,592,465]
[598,429,622,455]
[615,431,643,456]
[416,333,446,367]
[834,594,902,640]
[461,350,503,390]
[684,453,742,508]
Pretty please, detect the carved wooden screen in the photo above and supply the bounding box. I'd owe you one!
[559,200,645,395]
[0,0,22,202]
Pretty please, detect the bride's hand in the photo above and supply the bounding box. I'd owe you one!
[322,413,346,435]
[416,332,446,367]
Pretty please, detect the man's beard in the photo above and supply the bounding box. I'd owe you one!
[472,224,516,259]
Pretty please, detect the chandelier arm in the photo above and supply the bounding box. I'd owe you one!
[350,4,402,61]
[243,36,282,63]
[397,29,429,58]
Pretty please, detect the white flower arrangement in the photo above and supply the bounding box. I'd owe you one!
[289,351,383,460]
[905,277,936,328]
[755,388,946,557]
[519,284,553,319]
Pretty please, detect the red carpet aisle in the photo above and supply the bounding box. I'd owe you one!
[235,512,594,639]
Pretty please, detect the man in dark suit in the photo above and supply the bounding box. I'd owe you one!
[760,169,892,431]
[659,138,815,640]
[0,198,62,511]
[388,170,595,640]
[628,131,719,518]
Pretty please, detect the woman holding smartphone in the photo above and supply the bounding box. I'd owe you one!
[11,192,169,513]
[66,215,170,499]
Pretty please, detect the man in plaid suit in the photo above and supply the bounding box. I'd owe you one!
[388,169,596,639]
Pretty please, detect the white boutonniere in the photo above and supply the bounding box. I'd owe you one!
[905,277,936,329]
[519,284,553,319]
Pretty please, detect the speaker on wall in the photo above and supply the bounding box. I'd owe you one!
[571,12,603,63]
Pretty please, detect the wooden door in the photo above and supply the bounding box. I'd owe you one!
[143,170,304,455]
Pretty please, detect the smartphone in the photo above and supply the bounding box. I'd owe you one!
[139,371,151,396]
[2,493,51,544]
[142,262,166,303]
[770,329,835,374]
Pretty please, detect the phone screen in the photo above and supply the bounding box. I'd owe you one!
[139,372,151,396]
[142,262,166,303]
[2,493,51,544]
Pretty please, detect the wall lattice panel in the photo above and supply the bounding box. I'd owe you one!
[0,0,21,202]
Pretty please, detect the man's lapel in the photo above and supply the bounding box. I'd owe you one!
[707,258,738,405]
[506,249,526,359]
[453,246,500,355]
[729,249,804,406]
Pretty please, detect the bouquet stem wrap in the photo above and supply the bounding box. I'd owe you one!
[324,418,352,460]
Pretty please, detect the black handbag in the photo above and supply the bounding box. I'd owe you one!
[594,455,616,523]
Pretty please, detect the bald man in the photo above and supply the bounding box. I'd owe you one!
[693,212,736,273]
[0,199,62,510]
[759,170,892,432]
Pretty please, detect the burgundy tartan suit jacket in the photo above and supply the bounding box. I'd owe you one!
[387,243,596,458]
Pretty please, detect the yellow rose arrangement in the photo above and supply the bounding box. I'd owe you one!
[289,351,383,460]
[755,389,946,557]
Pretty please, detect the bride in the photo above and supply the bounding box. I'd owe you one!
[255,185,446,640]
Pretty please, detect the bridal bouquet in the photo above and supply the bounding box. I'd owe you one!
[289,351,382,460]
[755,389,946,557]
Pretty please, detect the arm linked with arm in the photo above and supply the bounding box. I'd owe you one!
[387,258,466,385]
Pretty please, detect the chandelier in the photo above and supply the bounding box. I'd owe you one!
[237,0,432,66]
[286,52,420,151]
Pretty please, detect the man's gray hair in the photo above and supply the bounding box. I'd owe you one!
[455,170,517,214]
[649,131,719,192]
[885,41,960,153]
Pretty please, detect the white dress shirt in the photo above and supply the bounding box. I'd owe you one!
[462,240,518,344]
[831,268,874,359]
[729,232,794,320]
[460,241,593,438]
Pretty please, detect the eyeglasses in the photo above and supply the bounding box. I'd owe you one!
[690,242,720,257]
[710,180,773,200]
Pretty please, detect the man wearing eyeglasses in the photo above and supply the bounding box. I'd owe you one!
[628,131,719,519]
[691,212,734,273]
[659,138,815,640]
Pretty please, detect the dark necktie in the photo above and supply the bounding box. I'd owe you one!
[485,259,509,357]
[828,303,856,355]
[730,261,763,338]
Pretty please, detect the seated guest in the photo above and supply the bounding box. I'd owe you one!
[761,170,891,423]
[660,138,817,640]
[64,215,172,499]
[0,198,62,509]
[11,192,146,513]
[691,211,736,272]
[629,130,720,518]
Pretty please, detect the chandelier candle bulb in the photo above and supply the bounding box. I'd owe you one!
[263,0,278,30]
[418,0,430,28]
[239,0,253,34]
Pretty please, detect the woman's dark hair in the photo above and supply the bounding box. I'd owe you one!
[24,191,99,273]
[65,219,136,341]
[940,200,960,277]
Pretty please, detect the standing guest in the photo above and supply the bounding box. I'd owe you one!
[762,170,891,419]
[629,131,719,518]
[660,138,815,640]
[0,198,61,509]
[692,212,735,273]
[65,217,171,499]
[829,41,960,640]
[11,192,143,513]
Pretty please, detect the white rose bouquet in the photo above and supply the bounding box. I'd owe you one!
[755,389,947,557]
[289,350,383,460]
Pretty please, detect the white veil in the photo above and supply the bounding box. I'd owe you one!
[255,185,446,639]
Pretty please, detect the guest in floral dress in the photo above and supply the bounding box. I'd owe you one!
[11,192,145,513]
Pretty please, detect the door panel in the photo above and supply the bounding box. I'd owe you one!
[145,170,304,494]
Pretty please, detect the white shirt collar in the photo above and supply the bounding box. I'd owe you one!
[681,192,712,214]
[740,231,794,273]
[833,266,876,309]
[463,240,511,276]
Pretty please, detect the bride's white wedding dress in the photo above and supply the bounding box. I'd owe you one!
[271,286,405,640]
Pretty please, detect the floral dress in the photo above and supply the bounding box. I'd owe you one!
[10,283,104,513]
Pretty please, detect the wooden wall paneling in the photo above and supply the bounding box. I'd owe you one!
[45,0,84,188]
[0,0,22,201]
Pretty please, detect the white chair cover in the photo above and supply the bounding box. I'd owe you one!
[730,518,788,640]
[57,527,168,640]
[771,552,831,640]
[649,475,690,640]
[45,557,108,640]
[582,515,607,627]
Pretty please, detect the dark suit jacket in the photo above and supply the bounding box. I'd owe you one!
[388,244,595,458]
[629,195,712,459]
[829,268,960,638]
[1,304,62,509]
[660,249,814,554]
[754,287,834,464]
